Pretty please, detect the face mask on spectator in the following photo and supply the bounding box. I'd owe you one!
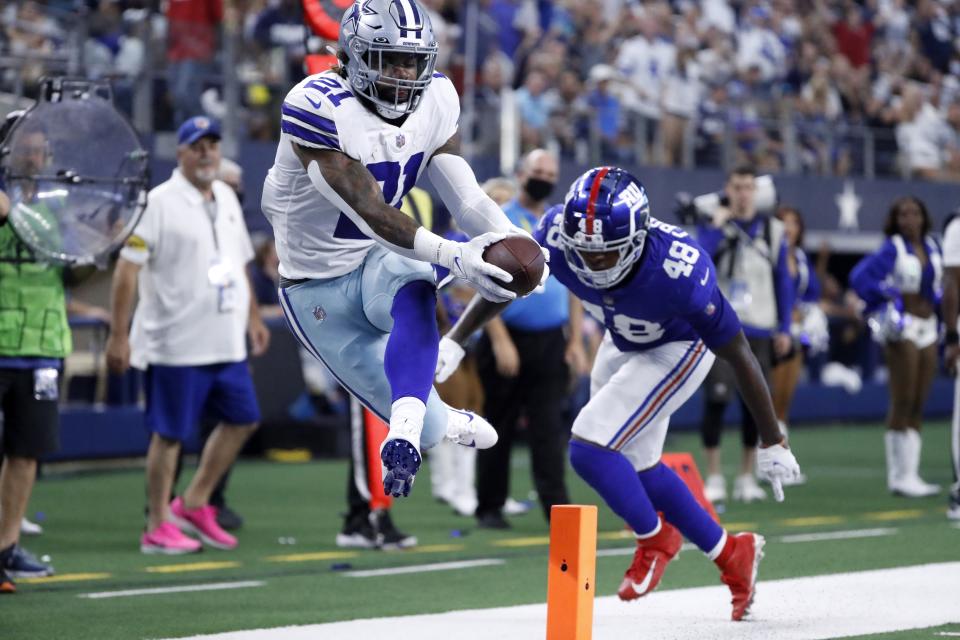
[523,178,555,202]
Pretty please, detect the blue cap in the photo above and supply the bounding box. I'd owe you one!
[177,116,221,145]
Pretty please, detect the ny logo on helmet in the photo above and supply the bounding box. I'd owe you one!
[615,181,648,215]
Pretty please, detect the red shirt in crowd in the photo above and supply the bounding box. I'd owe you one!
[833,19,874,68]
[166,0,223,62]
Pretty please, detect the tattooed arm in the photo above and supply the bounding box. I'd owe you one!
[293,143,516,301]
[293,144,421,251]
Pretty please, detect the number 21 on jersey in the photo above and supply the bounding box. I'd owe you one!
[662,241,699,279]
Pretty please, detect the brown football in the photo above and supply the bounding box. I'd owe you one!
[482,235,546,297]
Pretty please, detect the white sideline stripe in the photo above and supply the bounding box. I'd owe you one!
[341,559,504,578]
[80,580,265,599]
[158,562,960,640]
[779,527,897,543]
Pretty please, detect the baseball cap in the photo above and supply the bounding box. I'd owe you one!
[177,116,221,146]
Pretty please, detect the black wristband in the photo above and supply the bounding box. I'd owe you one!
[947,330,960,346]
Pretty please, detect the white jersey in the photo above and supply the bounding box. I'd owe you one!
[261,70,460,280]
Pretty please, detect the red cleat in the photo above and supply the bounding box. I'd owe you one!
[617,520,683,601]
[716,532,766,620]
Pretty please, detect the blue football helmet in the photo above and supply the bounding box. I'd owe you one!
[338,0,438,120]
[558,167,651,289]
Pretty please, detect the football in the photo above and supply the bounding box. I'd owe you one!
[482,234,546,297]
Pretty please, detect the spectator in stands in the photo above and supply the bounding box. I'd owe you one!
[166,0,222,126]
[549,69,588,159]
[251,0,307,86]
[660,47,701,167]
[474,149,587,528]
[695,78,730,168]
[473,54,512,160]
[850,196,942,498]
[832,4,874,70]
[584,65,628,162]
[515,70,558,151]
[896,83,957,181]
[106,116,269,554]
[696,166,794,505]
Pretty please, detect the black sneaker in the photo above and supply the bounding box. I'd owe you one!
[0,544,54,578]
[335,515,380,549]
[371,509,417,550]
[476,511,511,530]
[215,505,244,531]
[0,565,15,593]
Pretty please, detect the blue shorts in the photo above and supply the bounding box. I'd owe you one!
[145,361,261,442]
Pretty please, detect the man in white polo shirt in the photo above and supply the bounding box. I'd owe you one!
[106,116,270,554]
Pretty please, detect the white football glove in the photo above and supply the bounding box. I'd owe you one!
[757,442,802,502]
[435,336,466,383]
[504,225,551,294]
[439,231,516,303]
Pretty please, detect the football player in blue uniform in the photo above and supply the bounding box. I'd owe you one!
[437,167,802,620]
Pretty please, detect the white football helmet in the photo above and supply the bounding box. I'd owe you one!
[338,0,438,119]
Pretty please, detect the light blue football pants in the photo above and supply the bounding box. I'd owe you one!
[278,245,449,450]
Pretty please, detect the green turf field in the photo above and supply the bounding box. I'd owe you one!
[5,420,959,640]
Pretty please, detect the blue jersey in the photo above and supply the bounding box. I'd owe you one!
[534,206,742,353]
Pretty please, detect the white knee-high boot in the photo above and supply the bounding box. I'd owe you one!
[897,429,940,497]
[884,430,902,493]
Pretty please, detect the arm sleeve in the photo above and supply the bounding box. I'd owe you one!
[424,75,512,237]
[280,82,343,152]
[119,197,160,265]
[426,153,513,237]
[774,240,795,334]
[849,239,898,313]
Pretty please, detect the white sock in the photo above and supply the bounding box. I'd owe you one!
[634,518,662,540]
[390,397,426,433]
[706,530,728,561]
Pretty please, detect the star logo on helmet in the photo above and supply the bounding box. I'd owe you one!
[347,3,361,31]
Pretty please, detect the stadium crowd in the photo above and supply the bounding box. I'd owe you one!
[3,0,960,178]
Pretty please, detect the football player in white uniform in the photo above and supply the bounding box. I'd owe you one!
[261,0,522,498]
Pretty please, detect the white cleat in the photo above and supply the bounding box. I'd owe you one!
[444,408,498,450]
[892,475,940,498]
[380,416,423,498]
[733,474,767,503]
[704,474,727,503]
[20,517,43,536]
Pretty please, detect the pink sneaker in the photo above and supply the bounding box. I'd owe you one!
[140,522,202,555]
[170,497,238,550]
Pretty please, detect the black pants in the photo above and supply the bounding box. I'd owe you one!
[475,326,571,521]
[700,336,773,449]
